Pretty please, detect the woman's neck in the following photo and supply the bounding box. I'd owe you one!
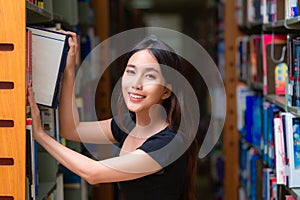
[133,105,168,136]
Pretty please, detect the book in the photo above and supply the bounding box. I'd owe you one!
[285,195,296,200]
[251,95,263,149]
[26,29,32,106]
[262,34,287,94]
[283,113,300,188]
[273,117,287,185]
[40,107,57,138]
[267,104,280,168]
[263,168,273,200]
[236,83,255,134]
[249,35,263,83]
[285,0,299,19]
[263,101,270,164]
[26,26,70,108]
[26,118,37,199]
[274,63,288,95]
[250,152,260,200]
[265,42,287,95]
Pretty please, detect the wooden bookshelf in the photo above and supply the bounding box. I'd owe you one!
[233,1,300,199]
[0,0,26,199]
[223,0,242,199]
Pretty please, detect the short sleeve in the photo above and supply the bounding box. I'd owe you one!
[111,118,127,143]
[138,129,175,152]
[138,128,186,167]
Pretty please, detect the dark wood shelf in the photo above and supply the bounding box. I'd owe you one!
[26,1,52,24]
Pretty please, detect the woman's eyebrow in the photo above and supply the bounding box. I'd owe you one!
[144,67,160,74]
[126,64,160,73]
[126,64,136,68]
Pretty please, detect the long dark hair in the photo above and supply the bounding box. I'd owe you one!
[118,36,199,200]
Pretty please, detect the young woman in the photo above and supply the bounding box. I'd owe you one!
[28,32,199,200]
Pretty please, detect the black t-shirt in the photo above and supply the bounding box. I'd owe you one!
[111,118,187,200]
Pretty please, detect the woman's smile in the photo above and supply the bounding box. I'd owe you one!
[129,92,146,102]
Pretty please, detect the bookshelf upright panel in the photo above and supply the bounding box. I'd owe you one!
[0,0,26,199]
[223,0,241,199]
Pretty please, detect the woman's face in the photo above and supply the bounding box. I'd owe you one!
[122,49,170,114]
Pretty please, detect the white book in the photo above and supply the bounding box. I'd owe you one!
[282,112,300,188]
[26,26,70,108]
[273,117,286,185]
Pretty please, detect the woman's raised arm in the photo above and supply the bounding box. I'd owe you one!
[57,31,114,144]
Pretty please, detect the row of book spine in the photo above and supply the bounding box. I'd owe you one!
[236,0,299,25]
[237,33,300,107]
[239,144,297,200]
[238,85,300,199]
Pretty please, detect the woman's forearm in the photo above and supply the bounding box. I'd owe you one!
[58,62,81,141]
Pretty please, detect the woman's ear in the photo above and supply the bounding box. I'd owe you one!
[162,84,172,100]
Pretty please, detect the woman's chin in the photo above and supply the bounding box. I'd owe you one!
[127,105,144,113]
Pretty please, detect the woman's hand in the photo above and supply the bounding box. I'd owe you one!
[58,30,78,74]
[27,81,44,139]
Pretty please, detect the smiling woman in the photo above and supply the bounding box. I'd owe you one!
[112,37,200,199]
[28,34,200,200]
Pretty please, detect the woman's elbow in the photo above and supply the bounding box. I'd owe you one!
[59,127,80,142]
[84,173,102,185]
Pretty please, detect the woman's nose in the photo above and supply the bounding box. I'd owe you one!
[131,76,143,90]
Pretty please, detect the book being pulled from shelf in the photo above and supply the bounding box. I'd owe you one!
[26,26,70,108]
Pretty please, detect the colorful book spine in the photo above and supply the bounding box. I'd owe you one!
[285,0,299,19]
[26,29,32,106]
[26,118,37,199]
[283,113,300,188]
[263,101,270,164]
[267,104,280,168]
[263,168,273,200]
[273,117,287,185]
[274,63,288,95]
[285,195,296,199]
[262,34,287,95]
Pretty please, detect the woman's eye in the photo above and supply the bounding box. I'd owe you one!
[145,74,156,79]
[126,69,135,75]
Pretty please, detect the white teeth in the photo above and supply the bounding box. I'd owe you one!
[130,93,144,99]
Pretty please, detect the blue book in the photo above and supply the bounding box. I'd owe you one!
[252,95,263,149]
[263,101,270,164]
[263,168,273,200]
[267,104,280,168]
[246,95,254,143]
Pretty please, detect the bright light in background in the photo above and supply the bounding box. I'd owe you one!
[131,0,155,9]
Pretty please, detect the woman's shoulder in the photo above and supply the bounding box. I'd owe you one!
[146,126,183,147]
[138,126,187,168]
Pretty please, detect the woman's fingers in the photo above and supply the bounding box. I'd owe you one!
[27,81,40,118]
[27,81,43,137]
[58,30,77,53]
[27,80,36,106]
